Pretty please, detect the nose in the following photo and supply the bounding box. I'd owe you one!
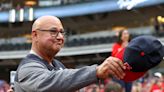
[56,32,64,39]
[56,32,64,44]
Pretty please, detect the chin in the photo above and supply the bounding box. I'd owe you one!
[53,47,61,52]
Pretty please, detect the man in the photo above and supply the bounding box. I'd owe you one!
[14,15,125,92]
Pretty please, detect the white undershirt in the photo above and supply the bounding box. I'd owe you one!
[30,49,43,59]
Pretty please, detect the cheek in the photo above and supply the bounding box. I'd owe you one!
[39,37,53,47]
[125,35,129,39]
[121,36,124,40]
[46,38,55,46]
[122,34,129,39]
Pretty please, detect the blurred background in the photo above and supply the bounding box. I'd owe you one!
[0,0,164,92]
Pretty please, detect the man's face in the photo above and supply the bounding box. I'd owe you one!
[35,18,65,54]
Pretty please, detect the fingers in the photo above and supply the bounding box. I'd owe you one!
[112,57,126,70]
[96,56,126,79]
[96,63,110,79]
[109,61,125,79]
[106,57,125,79]
[108,68,119,79]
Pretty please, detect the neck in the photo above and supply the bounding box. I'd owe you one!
[123,41,128,43]
[31,46,55,64]
[122,41,128,47]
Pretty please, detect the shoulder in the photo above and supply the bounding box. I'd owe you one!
[113,43,121,48]
[18,61,46,74]
[18,55,46,71]
[17,61,50,82]
[16,55,48,80]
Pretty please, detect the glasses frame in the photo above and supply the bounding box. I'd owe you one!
[37,29,66,38]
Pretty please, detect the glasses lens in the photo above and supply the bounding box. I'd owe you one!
[51,31,65,37]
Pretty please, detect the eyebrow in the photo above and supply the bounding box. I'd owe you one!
[49,27,64,31]
[50,27,57,30]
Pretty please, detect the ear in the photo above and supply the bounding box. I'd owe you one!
[31,30,38,41]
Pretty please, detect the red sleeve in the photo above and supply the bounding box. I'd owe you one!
[111,43,121,57]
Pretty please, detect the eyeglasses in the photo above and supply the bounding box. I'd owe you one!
[37,29,66,38]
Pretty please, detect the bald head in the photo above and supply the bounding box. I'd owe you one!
[32,15,62,31]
